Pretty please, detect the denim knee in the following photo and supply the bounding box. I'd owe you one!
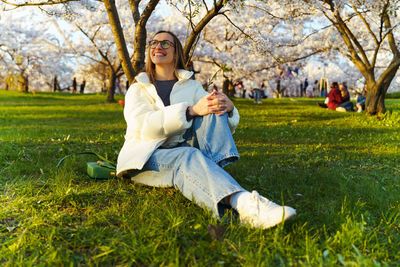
[176,146,204,164]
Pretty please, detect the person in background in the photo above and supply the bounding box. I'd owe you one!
[80,80,86,94]
[53,75,61,92]
[115,77,123,94]
[356,85,367,112]
[116,30,296,229]
[240,81,246,98]
[302,78,308,97]
[72,77,77,93]
[313,80,319,97]
[318,82,342,109]
[260,80,267,98]
[336,83,354,112]
[326,82,343,110]
[319,78,328,97]
[252,80,262,104]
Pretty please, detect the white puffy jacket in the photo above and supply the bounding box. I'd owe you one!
[116,69,240,177]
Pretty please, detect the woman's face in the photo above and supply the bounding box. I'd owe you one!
[150,32,175,67]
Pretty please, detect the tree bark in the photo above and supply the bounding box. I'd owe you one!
[130,0,159,74]
[228,80,235,97]
[132,23,147,74]
[222,78,229,96]
[103,0,135,84]
[365,71,397,115]
[107,69,116,103]
[24,75,29,93]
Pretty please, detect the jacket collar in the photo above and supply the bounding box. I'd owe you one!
[135,69,193,107]
[135,69,193,85]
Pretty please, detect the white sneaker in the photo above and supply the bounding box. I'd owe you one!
[336,107,346,112]
[237,191,296,229]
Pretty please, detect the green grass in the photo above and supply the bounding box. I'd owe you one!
[387,91,400,98]
[1,90,399,266]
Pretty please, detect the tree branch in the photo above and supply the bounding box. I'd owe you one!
[188,0,195,32]
[183,0,227,65]
[219,12,253,40]
[202,0,208,12]
[383,12,400,58]
[103,0,135,83]
[140,0,159,25]
[0,0,78,6]
[75,23,115,72]
[131,0,159,74]
[128,0,140,25]
[335,12,371,69]
[321,4,369,77]
[351,4,378,45]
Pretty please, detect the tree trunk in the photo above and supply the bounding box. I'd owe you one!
[133,23,147,74]
[130,0,159,75]
[365,83,387,114]
[107,70,116,103]
[24,75,29,93]
[222,78,229,96]
[365,61,399,114]
[103,0,135,84]
[276,78,282,98]
[228,79,235,97]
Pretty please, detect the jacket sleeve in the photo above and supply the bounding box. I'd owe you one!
[124,83,192,140]
[192,81,240,133]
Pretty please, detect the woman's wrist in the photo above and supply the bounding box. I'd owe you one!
[189,106,198,117]
[186,106,198,121]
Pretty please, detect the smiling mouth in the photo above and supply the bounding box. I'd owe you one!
[153,52,166,57]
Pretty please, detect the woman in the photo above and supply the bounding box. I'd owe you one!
[336,83,354,112]
[318,82,341,109]
[116,31,296,229]
[325,82,342,110]
[356,85,367,112]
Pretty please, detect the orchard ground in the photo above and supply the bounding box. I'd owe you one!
[0,90,399,266]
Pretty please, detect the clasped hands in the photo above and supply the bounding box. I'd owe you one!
[189,90,234,117]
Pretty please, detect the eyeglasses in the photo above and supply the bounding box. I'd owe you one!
[148,40,175,49]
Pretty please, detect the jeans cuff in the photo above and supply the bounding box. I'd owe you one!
[214,153,239,168]
[215,188,244,218]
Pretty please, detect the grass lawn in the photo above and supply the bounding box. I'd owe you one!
[0,90,399,266]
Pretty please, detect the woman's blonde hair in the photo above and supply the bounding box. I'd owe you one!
[145,30,186,84]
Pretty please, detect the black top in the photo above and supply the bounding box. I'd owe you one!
[155,79,178,106]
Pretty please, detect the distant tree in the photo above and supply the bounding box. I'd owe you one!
[0,6,73,91]
[271,0,400,114]
[189,1,330,94]
[319,1,400,114]
[2,0,231,101]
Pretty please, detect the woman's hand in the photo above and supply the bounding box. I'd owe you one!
[208,90,234,115]
[190,90,234,117]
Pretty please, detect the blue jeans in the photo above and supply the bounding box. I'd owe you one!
[254,89,261,103]
[338,101,354,111]
[131,113,244,217]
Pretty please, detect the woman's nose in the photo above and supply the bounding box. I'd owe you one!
[154,42,163,49]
